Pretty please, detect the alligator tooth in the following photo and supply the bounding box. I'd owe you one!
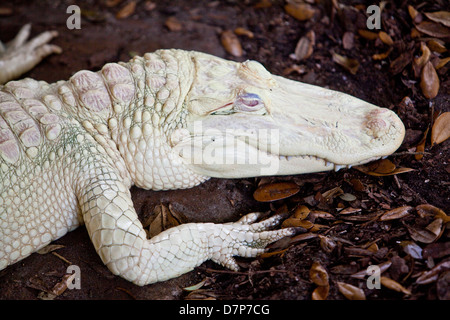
[334,164,346,171]
[325,161,333,167]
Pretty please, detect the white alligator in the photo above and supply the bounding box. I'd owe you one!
[0,26,405,285]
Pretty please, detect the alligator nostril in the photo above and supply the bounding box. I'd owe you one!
[365,109,389,138]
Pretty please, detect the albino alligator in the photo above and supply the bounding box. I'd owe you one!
[0,26,405,285]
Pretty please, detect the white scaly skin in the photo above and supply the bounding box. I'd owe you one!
[0,48,405,285]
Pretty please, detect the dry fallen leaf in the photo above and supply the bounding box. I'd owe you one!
[351,261,392,279]
[416,204,449,222]
[145,203,185,237]
[337,282,366,300]
[312,285,329,300]
[413,42,431,78]
[426,218,443,238]
[339,193,356,202]
[350,178,365,192]
[431,112,450,145]
[378,31,394,46]
[36,244,65,255]
[436,56,450,69]
[354,159,414,176]
[234,27,254,39]
[332,52,359,75]
[372,47,393,60]
[116,0,136,19]
[407,220,441,244]
[400,241,423,259]
[284,3,316,21]
[358,29,379,40]
[319,235,336,253]
[293,205,310,219]
[424,11,450,28]
[322,186,344,201]
[380,276,412,295]
[415,21,450,38]
[221,30,243,57]
[416,260,450,285]
[420,61,440,99]
[390,51,413,75]
[379,206,413,221]
[407,5,422,24]
[427,39,447,53]
[253,0,272,9]
[106,0,123,7]
[292,30,315,61]
[165,16,182,32]
[282,217,313,229]
[183,279,208,291]
[253,182,300,202]
[342,32,354,50]
[415,127,429,160]
[310,261,329,287]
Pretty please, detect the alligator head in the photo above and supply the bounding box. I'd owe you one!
[170,51,405,179]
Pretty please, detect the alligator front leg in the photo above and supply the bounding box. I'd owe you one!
[78,164,295,285]
[0,24,61,84]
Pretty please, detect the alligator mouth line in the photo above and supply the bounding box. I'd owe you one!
[276,153,382,171]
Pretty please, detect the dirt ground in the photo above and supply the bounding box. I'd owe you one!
[0,0,448,300]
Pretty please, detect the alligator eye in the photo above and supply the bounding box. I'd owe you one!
[234,93,265,113]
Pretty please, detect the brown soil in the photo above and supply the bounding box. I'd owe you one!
[0,0,448,300]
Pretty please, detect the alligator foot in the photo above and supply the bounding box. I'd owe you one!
[0,24,61,84]
[211,212,296,271]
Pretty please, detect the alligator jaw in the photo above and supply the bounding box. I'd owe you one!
[172,53,405,178]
